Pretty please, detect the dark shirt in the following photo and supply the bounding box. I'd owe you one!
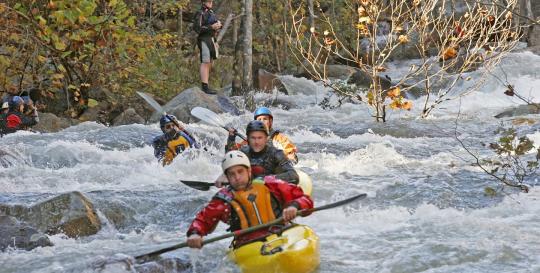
[193,6,218,37]
[234,143,299,184]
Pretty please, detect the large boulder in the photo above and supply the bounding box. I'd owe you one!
[529,24,540,48]
[348,69,392,90]
[495,104,540,118]
[0,191,102,238]
[0,216,53,251]
[255,69,288,93]
[322,64,357,80]
[113,108,145,126]
[32,112,78,133]
[150,87,241,123]
[78,101,112,124]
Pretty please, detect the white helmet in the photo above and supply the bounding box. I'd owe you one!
[222,151,251,172]
[1,102,8,109]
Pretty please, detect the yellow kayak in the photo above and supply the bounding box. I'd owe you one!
[229,225,320,273]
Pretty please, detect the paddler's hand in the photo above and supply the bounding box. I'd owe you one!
[282,206,298,222]
[227,127,237,136]
[214,173,228,188]
[187,234,203,249]
[211,21,222,30]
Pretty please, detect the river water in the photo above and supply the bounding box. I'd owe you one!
[1,50,540,273]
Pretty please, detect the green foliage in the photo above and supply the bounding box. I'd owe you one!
[0,0,181,117]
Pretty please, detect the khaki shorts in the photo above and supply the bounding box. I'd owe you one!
[198,36,218,63]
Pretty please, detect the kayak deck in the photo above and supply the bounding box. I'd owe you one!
[229,225,320,273]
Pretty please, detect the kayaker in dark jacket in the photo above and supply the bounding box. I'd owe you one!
[152,115,199,166]
[224,120,299,184]
[186,151,313,248]
[194,0,221,94]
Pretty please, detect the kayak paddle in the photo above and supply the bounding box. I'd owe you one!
[134,193,367,263]
[180,180,228,191]
[190,107,247,141]
[136,91,199,143]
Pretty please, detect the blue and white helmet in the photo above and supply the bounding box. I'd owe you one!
[253,107,272,119]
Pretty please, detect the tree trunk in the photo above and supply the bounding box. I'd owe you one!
[241,0,253,92]
[177,8,183,47]
[307,0,315,30]
[232,15,244,95]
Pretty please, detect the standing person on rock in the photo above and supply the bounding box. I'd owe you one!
[152,115,199,166]
[194,0,221,95]
[186,150,313,248]
[219,120,299,185]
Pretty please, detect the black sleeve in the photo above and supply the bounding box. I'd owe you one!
[193,10,213,36]
[20,115,37,127]
[152,136,166,160]
[273,149,299,184]
[225,135,237,152]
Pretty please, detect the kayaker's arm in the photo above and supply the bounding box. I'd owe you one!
[264,178,313,215]
[272,150,299,184]
[186,197,231,238]
[152,136,166,160]
[225,128,246,152]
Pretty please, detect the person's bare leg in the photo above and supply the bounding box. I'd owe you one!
[200,63,210,84]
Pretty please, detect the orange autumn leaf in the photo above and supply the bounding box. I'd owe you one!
[402,101,413,110]
[324,37,335,45]
[387,86,401,99]
[441,46,457,61]
[398,35,409,44]
[389,100,400,109]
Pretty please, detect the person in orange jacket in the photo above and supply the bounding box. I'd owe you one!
[186,150,313,248]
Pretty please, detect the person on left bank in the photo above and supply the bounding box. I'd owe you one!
[152,115,199,166]
[186,150,313,248]
[0,96,39,136]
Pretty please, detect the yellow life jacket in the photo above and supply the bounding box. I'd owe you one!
[163,135,191,166]
[230,183,277,230]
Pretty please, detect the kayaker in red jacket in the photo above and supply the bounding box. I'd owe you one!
[186,150,313,248]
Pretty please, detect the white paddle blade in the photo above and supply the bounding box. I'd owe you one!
[191,107,227,128]
[136,91,165,115]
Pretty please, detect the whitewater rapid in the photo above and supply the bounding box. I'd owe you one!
[1,50,540,273]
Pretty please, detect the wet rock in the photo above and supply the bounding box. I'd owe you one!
[348,69,392,90]
[95,201,137,230]
[0,191,102,238]
[526,45,540,56]
[78,101,112,124]
[150,87,240,123]
[88,87,114,101]
[529,24,540,48]
[0,215,53,251]
[323,64,357,81]
[134,257,192,273]
[494,104,540,118]
[113,108,145,126]
[255,69,288,94]
[32,112,79,133]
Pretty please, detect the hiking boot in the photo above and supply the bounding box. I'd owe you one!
[202,83,217,95]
